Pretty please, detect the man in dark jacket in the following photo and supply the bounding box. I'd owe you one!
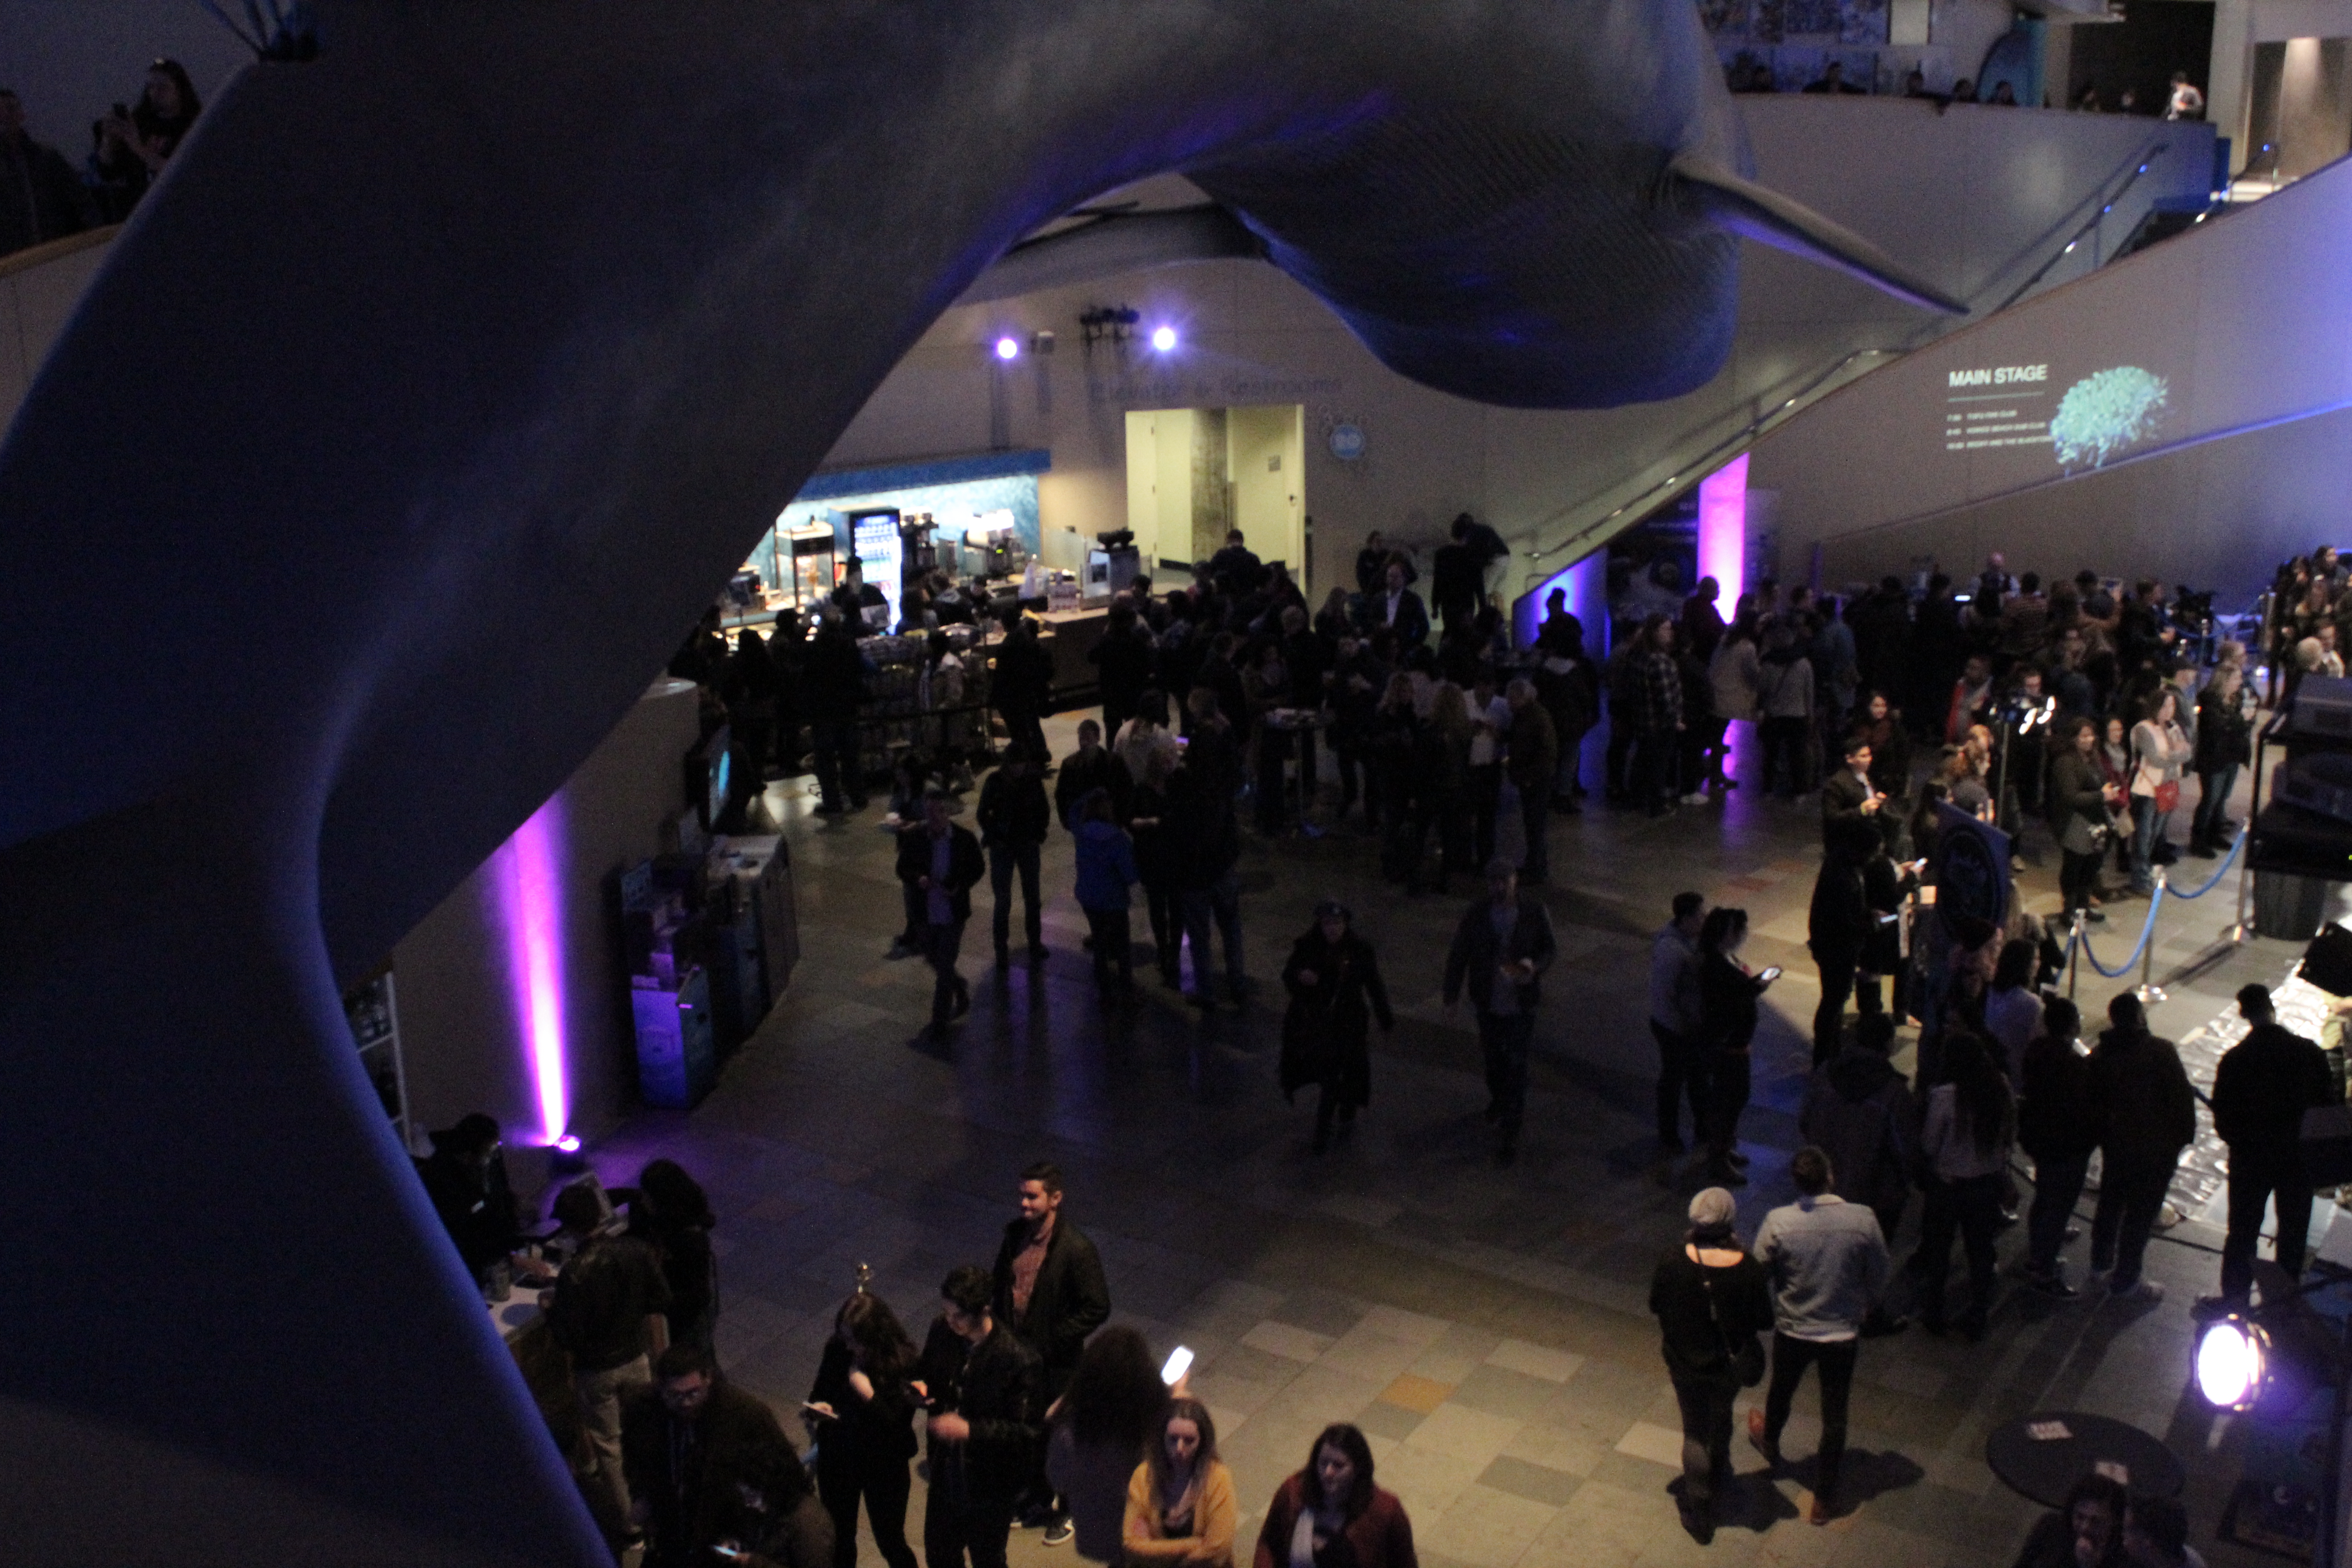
[1206,529,1263,596]
[1806,818,1876,1065]
[0,90,98,259]
[1798,1012,1920,1274]
[896,790,986,1035]
[414,1112,531,1286]
[2087,993,2199,1301]
[1372,559,1431,649]
[1171,695,1248,1007]
[622,1343,826,1568]
[548,1181,675,1542]
[804,608,872,814]
[1089,601,1155,741]
[976,745,1051,966]
[990,1162,1110,1534]
[991,614,1054,765]
[1054,719,1133,829]
[1820,734,1886,851]
[2017,998,2098,1295]
[1444,859,1558,1166]
[921,1264,1043,1568]
[1504,680,1558,884]
[2211,983,2336,1303]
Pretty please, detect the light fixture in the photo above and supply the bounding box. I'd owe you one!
[492,796,569,1150]
[994,335,1020,361]
[2195,1315,2272,1411]
[554,1132,582,1155]
[1150,325,1177,353]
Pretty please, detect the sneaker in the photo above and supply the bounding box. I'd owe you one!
[1747,1408,1783,1466]
[2030,1273,2080,1300]
[2111,1279,2165,1303]
[1044,1521,1075,1548]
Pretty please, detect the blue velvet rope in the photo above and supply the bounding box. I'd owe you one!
[2164,825,2247,899]
[2073,882,2166,977]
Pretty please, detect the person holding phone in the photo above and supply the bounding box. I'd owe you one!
[1045,1326,1171,1562]
[1124,1398,1237,1568]
[1696,907,1775,1187]
[1442,859,1558,1167]
[805,1293,922,1568]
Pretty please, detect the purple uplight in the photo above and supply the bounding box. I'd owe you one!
[1695,453,1748,620]
[492,795,569,1147]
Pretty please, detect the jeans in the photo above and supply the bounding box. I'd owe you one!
[1670,1375,1738,1505]
[1519,785,1551,882]
[2026,1152,2091,1279]
[2193,765,2240,847]
[1763,1333,1857,1497]
[2222,1151,2315,1300]
[2127,795,2171,891]
[922,1477,1013,1568]
[1916,1172,2001,1328]
[1180,869,1245,997]
[1651,1022,1709,1149]
[925,919,968,1025]
[821,1457,919,1568]
[813,718,864,810]
[1812,954,1857,1066]
[1705,1050,1751,1170]
[2092,1153,2176,1290]
[1083,906,1132,979]
[987,841,1042,953]
[573,1354,652,1538]
[1139,874,1182,969]
[1470,763,1503,868]
[1477,1009,1535,1139]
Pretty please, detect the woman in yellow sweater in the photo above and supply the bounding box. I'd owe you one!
[1123,1397,1237,1568]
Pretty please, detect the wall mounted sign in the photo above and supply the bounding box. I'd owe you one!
[1326,421,1366,461]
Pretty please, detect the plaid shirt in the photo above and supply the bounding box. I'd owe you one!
[1639,649,1683,733]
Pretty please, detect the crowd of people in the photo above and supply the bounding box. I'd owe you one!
[1721,53,2208,120]
[0,59,201,260]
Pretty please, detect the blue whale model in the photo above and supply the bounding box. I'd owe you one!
[0,2,1952,1559]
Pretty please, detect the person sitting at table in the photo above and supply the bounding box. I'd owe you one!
[2012,1472,2129,1568]
[413,1112,549,1287]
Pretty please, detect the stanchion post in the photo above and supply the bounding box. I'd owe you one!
[2068,911,2083,1000]
[2228,828,2253,944]
[2136,872,2167,1004]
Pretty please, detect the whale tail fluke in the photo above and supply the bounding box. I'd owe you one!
[1671,154,1970,316]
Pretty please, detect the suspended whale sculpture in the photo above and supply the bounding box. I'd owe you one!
[0,1,1956,1559]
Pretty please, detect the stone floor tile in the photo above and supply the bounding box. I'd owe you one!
[1612,1421,1689,1470]
[1379,1372,1456,1414]
[1405,1403,1527,1468]
[1477,1454,1585,1508]
[1449,1362,1574,1423]
[1412,1325,1506,1384]
[1359,1303,1454,1346]
[1418,1481,1560,1568]
[1486,1338,1586,1383]
[1241,1319,1338,1363]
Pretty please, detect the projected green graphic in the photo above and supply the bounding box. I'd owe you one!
[2050,367,2168,471]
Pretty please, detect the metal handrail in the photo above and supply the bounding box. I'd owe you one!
[1522,133,2178,567]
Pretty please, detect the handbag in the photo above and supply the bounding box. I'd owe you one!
[2059,813,2106,857]
[1699,1269,1765,1387]
[2153,779,2180,815]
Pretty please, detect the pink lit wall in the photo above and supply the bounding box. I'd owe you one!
[492,798,570,1147]
[1696,454,1749,614]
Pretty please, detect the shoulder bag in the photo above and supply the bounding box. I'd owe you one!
[1699,1266,1765,1387]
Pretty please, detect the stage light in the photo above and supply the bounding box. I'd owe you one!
[995,335,1020,361]
[2195,1316,2271,1411]
[1150,325,1177,352]
[554,1133,582,1155]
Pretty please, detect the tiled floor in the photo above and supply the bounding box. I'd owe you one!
[582,715,2337,1568]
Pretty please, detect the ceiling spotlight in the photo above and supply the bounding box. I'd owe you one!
[1150,325,1178,353]
[2194,1316,2271,1411]
[995,336,1020,361]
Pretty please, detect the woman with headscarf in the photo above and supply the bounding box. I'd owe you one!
[1647,1188,1772,1527]
[1279,902,1395,1154]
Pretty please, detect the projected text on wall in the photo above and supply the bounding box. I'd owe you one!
[1941,362,2168,474]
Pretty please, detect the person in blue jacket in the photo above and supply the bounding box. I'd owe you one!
[1072,788,1139,991]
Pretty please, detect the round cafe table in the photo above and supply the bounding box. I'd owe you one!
[1984,1411,2185,1508]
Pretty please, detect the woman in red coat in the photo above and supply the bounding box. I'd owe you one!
[1251,1424,1417,1568]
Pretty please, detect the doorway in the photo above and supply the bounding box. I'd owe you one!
[1123,404,1304,577]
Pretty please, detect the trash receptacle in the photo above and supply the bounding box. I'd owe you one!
[2254,870,2331,941]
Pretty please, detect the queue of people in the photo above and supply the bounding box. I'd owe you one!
[0,58,202,261]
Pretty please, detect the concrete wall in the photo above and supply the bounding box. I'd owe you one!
[1750,148,2352,601]
[394,679,697,1154]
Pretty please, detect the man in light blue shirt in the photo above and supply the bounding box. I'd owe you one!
[1748,1145,1890,1525]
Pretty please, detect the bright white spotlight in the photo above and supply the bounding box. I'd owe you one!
[2195,1317,2270,1411]
[995,336,1020,361]
[1150,325,1178,353]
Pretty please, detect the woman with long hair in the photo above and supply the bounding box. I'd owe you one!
[1249,1425,1416,1568]
[1124,1398,1237,1568]
[1279,901,1395,1154]
[2048,716,2120,923]
[1915,1031,2015,1338]
[1049,1326,1174,1563]
[2126,688,2190,895]
[1411,682,1474,893]
[1116,689,1180,792]
[805,1291,922,1568]
[625,1158,719,1350]
[1695,907,1776,1186]
[2191,662,2253,856]
[92,58,201,219]
[1647,1188,1772,1527]
[1370,674,1422,879]
[1853,688,1910,806]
